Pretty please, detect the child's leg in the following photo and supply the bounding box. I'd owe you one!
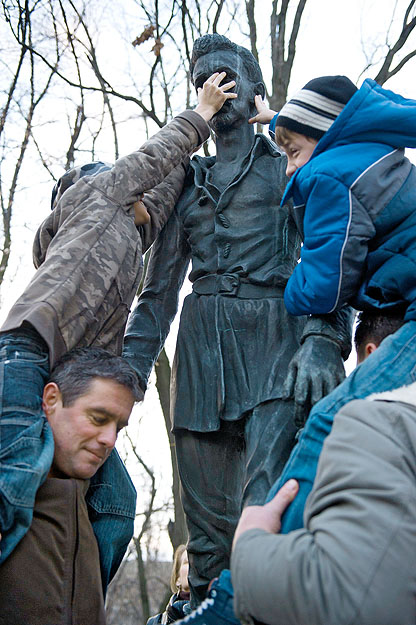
[0,324,53,563]
[266,320,416,533]
[88,449,137,594]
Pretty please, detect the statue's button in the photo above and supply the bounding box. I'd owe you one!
[218,214,230,228]
[198,195,209,206]
[223,243,231,258]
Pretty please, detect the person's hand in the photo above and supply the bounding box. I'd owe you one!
[194,72,237,122]
[248,94,277,125]
[232,480,299,550]
[283,336,346,428]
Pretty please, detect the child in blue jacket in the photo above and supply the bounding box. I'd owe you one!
[252,74,416,321]
[248,75,416,529]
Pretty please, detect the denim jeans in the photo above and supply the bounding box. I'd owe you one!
[0,326,53,564]
[0,326,136,593]
[266,319,416,533]
[88,448,136,590]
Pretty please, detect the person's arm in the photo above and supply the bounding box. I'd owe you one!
[138,162,189,253]
[231,399,414,625]
[84,72,235,211]
[122,208,191,390]
[279,187,355,425]
[248,95,277,126]
[284,175,375,316]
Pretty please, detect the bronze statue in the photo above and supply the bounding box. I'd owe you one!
[123,34,352,606]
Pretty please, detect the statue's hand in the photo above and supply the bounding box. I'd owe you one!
[282,336,346,428]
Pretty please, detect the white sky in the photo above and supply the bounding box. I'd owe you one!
[1,0,416,558]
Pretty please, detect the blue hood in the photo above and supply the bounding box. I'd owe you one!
[283,78,416,204]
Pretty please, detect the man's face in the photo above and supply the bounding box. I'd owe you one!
[192,50,258,133]
[43,378,134,479]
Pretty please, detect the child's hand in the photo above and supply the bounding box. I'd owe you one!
[249,95,277,125]
[195,72,237,122]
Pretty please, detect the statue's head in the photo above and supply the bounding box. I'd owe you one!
[190,34,265,134]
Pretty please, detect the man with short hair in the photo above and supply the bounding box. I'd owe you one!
[354,310,405,364]
[0,346,140,624]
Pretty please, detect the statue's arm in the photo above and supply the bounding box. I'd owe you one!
[123,208,191,391]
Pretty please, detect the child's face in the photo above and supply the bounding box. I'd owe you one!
[279,132,318,179]
[177,549,189,593]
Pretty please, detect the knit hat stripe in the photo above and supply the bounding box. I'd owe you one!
[278,102,334,131]
[291,99,338,121]
[273,75,358,141]
[292,89,345,116]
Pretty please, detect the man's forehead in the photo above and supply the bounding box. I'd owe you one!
[192,49,242,78]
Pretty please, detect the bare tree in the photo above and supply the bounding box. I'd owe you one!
[106,428,177,625]
[0,1,58,287]
[373,0,416,85]
[245,0,307,110]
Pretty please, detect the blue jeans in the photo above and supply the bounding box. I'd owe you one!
[267,319,416,532]
[88,448,137,590]
[0,326,53,564]
[0,326,136,593]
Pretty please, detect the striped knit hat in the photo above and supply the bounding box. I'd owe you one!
[275,75,358,141]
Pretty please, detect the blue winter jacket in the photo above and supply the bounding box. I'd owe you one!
[282,78,416,320]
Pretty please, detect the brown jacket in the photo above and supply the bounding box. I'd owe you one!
[0,478,105,625]
[1,111,209,367]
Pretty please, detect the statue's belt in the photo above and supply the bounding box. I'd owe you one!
[192,274,284,299]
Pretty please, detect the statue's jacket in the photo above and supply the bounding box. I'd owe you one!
[125,134,323,432]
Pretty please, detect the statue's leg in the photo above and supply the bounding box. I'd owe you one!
[175,421,245,608]
[242,398,298,508]
[267,319,416,533]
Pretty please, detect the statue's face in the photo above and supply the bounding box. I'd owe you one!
[192,49,256,134]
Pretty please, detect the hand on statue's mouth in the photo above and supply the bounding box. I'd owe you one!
[214,100,233,116]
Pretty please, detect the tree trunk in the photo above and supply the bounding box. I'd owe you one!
[154,348,188,550]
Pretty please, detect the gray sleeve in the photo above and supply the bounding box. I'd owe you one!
[139,161,188,252]
[86,110,209,208]
[231,399,416,625]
